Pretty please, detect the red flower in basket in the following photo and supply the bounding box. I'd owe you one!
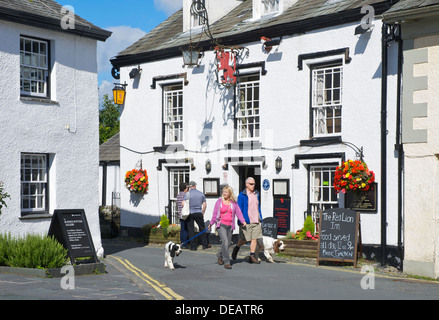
[125,169,149,194]
[334,160,375,194]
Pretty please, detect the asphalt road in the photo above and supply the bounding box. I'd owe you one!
[104,241,439,301]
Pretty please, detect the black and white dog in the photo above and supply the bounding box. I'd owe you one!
[164,241,182,270]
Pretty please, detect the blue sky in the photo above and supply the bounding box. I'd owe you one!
[61,0,182,103]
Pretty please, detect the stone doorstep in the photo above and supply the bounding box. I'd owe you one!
[0,263,106,278]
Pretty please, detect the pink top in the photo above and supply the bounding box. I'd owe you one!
[220,203,233,226]
[209,198,246,231]
[247,191,260,224]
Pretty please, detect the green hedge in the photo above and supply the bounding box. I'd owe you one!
[0,234,68,269]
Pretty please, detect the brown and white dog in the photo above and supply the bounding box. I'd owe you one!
[164,241,182,270]
[255,236,285,263]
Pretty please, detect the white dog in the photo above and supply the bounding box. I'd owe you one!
[164,241,182,270]
[255,236,285,263]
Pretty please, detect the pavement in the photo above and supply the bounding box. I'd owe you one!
[0,238,436,300]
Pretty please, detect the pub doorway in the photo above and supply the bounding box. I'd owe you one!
[237,165,261,195]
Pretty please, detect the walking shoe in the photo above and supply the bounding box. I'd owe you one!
[249,255,260,264]
[224,264,232,269]
[218,257,224,265]
[231,246,240,260]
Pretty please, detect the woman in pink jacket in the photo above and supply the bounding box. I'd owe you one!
[208,185,246,269]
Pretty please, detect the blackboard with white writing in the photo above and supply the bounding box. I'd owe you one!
[317,208,359,267]
[48,209,97,265]
[262,217,278,239]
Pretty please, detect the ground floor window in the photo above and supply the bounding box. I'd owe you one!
[21,153,48,215]
[169,168,190,224]
[309,165,338,226]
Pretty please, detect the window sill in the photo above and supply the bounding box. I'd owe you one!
[225,141,262,151]
[19,213,52,220]
[300,136,341,147]
[20,96,59,105]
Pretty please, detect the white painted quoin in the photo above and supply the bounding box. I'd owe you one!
[113,0,401,262]
[0,0,111,255]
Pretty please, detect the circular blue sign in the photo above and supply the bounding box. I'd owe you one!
[262,179,270,191]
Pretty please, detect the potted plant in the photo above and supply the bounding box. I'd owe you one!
[333,160,375,194]
[282,216,319,258]
[125,169,149,194]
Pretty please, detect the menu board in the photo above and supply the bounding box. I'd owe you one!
[317,208,359,267]
[48,209,97,264]
[273,197,290,236]
[262,217,278,239]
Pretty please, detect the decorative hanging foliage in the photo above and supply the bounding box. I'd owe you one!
[334,160,375,193]
[125,169,149,194]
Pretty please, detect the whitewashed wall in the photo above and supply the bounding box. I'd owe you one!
[0,20,103,255]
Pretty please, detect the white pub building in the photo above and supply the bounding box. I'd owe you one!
[111,0,403,267]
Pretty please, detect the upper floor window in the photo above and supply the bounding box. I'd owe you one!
[163,84,184,144]
[20,36,49,98]
[236,74,260,141]
[311,63,343,137]
[191,0,206,27]
[261,0,280,16]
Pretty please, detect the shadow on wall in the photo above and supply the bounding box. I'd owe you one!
[120,209,162,238]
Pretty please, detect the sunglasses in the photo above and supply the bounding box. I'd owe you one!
[247,183,255,185]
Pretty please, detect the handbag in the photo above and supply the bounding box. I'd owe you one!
[181,192,190,220]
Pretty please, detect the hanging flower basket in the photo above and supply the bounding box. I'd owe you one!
[125,169,149,194]
[334,160,375,194]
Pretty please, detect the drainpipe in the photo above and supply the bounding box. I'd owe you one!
[381,22,388,266]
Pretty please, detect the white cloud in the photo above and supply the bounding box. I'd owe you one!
[98,80,114,106]
[97,25,147,76]
[153,0,182,15]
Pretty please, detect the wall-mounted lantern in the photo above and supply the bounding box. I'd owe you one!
[205,159,212,174]
[113,82,127,105]
[275,157,283,173]
[181,45,202,68]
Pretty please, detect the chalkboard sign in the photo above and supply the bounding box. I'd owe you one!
[262,217,278,238]
[317,208,360,267]
[48,209,97,265]
[273,197,291,236]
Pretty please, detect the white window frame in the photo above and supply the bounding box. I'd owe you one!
[20,36,49,97]
[236,74,260,141]
[21,153,48,214]
[309,165,338,224]
[163,84,184,144]
[261,0,280,16]
[311,64,343,137]
[191,0,206,27]
[169,168,190,224]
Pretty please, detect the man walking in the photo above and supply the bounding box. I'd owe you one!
[232,177,263,263]
[183,181,210,250]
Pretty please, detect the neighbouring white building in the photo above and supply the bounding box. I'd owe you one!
[0,0,111,255]
[384,0,439,279]
[111,0,405,266]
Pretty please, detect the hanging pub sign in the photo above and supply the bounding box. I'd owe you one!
[215,47,237,86]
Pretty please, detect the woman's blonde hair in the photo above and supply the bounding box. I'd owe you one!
[222,185,237,202]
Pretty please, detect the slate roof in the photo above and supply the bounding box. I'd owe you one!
[0,0,111,41]
[112,0,397,67]
[385,0,439,12]
[100,132,120,163]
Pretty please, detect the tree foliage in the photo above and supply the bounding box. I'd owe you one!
[99,94,120,145]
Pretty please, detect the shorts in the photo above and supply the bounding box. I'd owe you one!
[239,223,263,241]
